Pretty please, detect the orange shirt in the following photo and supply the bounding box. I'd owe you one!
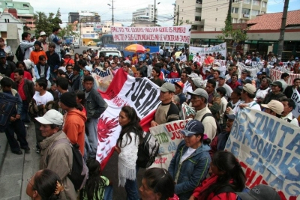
[30,50,47,65]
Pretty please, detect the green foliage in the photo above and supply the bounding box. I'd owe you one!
[34,9,62,37]
[58,24,79,38]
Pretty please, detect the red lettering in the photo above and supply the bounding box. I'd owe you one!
[179,121,185,129]
[166,124,174,132]
[245,168,256,186]
[173,123,180,130]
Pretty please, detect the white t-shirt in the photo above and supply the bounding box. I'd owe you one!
[180,147,196,164]
[33,91,54,106]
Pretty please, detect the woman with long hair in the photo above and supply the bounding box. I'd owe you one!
[189,151,246,200]
[103,61,110,70]
[80,158,110,200]
[168,120,211,200]
[140,168,179,200]
[115,106,143,200]
[26,169,64,200]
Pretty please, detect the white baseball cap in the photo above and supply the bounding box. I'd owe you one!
[35,109,63,125]
[40,31,47,36]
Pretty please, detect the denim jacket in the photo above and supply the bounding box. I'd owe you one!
[85,88,107,120]
[168,140,211,200]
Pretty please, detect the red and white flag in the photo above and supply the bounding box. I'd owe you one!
[97,69,161,169]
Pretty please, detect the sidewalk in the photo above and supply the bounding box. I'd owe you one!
[0,123,40,200]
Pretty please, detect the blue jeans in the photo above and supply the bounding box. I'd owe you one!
[21,101,30,123]
[85,118,99,159]
[125,178,139,200]
[104,185,113,200]
[5,119,29,151]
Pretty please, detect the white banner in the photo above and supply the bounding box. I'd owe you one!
[91,68,114,92]
[149,120,189,169]
[190,43,227,58]
[291,88,300,118]
[111,26,191,43]
[225,108,300,200]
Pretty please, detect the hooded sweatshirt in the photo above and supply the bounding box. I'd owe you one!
[63,109,87,155]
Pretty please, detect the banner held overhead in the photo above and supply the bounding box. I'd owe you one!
[111,26,191,43]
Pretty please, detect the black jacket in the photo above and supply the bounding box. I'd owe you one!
[84,89,107,120]
[14,79,35,103]
[0,61,16,77]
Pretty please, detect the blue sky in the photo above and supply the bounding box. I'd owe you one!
[267,0,300,13]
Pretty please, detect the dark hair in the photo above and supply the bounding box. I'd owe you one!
[14,68,24,76]
[293,78,300,83]
[48,42,56,48]
[80,159,106,200]
[216,87,226,97]
[16,61,26,69]
[32,169,62,200]
[142,168,175,200]
[22,32,30,40]
[282,98,296,110]
[78,60,87,67]
[83,75,94,83]
[193,123,211,145]
[207,79,216,88]
[200,151,246,200]
[39,55,46,61]
[52,27,60,32]
[76,90,86,107]
[73,65,81,72]
[57,69,66,76]
[56,77,69,90]
[0,77,13,87]
[36,78,47,90]
[231,73,238,79]
[152,66,161,74]
[281,73,289,79]
[232,88,242,96]
[117,106,143,148]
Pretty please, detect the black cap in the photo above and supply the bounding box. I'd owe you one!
[270,81,282,89]
[60,92,77,108]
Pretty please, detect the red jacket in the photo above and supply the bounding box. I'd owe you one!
[192,175,238,200]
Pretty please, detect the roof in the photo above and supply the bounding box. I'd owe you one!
[247,10,300,30]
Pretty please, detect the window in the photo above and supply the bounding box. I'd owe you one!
[191,25,198,30]
[23,3,29,7]
[5,19,9,23]
[253,0,260,6]
[195,16,201,21]
[252,10,259,16]
[262,2,267,7]
[232,7,239,13]
[196,7,201,13]
[196,0,202,3]
[243,0,250,4]
[242,8,250,15]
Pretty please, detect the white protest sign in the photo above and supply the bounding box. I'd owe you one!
[190,43,227,58]
[225,108,300,200]
[291,88,300,118]
[149,120,189,169]
[91,68,114,92]
[111,26,191,43]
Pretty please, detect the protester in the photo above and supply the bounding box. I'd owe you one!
[140,168,179,200]
[174,81,186,104]
[238,83,261,111]
[168,120,211,200]
[20,32,35,60]
[80,158,111,200]
[236,184,281,200]
[46,42,60,82]
[115,106,143,200]
[0,50,16,77]
[60,92,87,155]
[216,87,227,127]
[262,81,286,104]
[261,100,284,118]
[10,61,32,80]
[34,55,51,81]
[30,41,47,65]
[150,66,164,87]
[284,78,300,98]
[190,151,246,200]
[151,82,179,126]
[281,98,299,126]
[49,27,62,59]
[1,77,30,155]
[26,169,64,200]
[217,74,232,99]
[36,109,77,199]
[255,77,271,104]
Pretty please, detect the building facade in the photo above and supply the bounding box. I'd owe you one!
[174,0,268,31]
[132,4,156,22]
[68,12,79,24]
[0,0,35,29]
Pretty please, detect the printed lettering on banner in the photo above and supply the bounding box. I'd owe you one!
[111,26,191,43]
[96,70,161,169]
[189,43,227,59]
[91,68,114,92]
[291,88,300,118]
[149,120,190,169]
[164,78,181,83]
[225,108,300,200]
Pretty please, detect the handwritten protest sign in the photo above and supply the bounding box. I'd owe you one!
[91,68,114,92]
[225,108,300,200]
[271,69,300,85]
[291,88,300,118]
[189,43,227,59]
[111,26,191,43]
[149,120,189,169]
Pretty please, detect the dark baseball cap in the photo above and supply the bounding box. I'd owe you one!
[236,184,281,200]
[188,88,208,100]
[180,120,204,137]
[270,81,282,88]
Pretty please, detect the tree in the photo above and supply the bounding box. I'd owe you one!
[34,9,62,37]
[217,0,248,52]
[58,24,79,38]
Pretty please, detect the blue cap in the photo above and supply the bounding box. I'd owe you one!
[257,72,262,75]
[180,120,204,137]
[219,74,226,79]
[0,51,6,58]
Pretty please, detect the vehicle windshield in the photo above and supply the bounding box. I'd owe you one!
[100,51,120,57]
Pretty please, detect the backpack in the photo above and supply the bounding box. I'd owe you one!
[136,132,160,168]
[200,113,222,136]
[15,45,26,61]
[49,138,89,191]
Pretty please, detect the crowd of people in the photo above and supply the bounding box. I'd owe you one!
[0,28,296,200]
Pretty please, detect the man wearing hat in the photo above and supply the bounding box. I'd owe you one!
[60,92,87,155]
[217,74,232,99]
[36,109,77,199]
[0,50,16,77]
[151,82,179,127]
[174,81,186,104]
[38,31,48,51]
[30,41,47,65]
[188,88,217,139]
[261,100,283,118]
[236,184,281,200]
[238,83,261,111]
[262,81,286,104]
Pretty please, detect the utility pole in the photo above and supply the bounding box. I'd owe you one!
[112,0,114,26]
[154,0,156,26]
[277,0,289,62]
[176,5,179,26]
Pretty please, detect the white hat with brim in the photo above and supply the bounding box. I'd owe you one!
[35,109,63,125]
